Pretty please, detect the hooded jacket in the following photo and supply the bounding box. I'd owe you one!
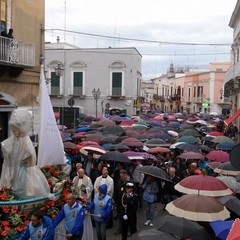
[87,184,112,222]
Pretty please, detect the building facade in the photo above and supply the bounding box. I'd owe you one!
[224,0,240,133]
[0,0,44,140]
[45,42,142,124]
[152,63,230,114]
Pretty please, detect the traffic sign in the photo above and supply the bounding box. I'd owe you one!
[68,98,75,107]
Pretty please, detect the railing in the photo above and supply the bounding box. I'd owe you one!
[51,87,60,96]
[0,36,35,67]
[73,87,83,96]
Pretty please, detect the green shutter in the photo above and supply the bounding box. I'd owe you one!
[74,72,83,87]
[51,72,59,87]
[112,72,122,96]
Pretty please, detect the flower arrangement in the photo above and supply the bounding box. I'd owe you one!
[0,164,72,239]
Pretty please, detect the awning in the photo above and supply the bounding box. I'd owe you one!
[224,108,240,126]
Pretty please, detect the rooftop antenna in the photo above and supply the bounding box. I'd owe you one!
[64,0,66,43]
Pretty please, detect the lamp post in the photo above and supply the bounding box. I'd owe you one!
[55,63,64,129]
[92,88,101,117]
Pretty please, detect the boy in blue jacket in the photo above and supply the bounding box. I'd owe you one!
[86,184,112,240]
[19,209,54,240]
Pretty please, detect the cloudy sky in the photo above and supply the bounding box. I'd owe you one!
[45,0,237,80]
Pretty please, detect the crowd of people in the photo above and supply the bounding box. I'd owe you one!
[2,111,240,240]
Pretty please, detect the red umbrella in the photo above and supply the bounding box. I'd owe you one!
[175,175,233,197]
[208,131,224,137]
[147,146,171,154]
[227,218,240,240]
[166,194,230,222]
[206,150,230,163]
[178,151,204,160]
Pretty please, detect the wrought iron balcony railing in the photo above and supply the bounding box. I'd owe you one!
[0,36,35,68]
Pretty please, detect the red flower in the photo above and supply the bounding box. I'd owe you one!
[1,221,9,227]
[4,226,10,232]
[43,164,51,169]
[51,214,56,219]
[0,193,8,201]
[16,225,26,232]
[2,207,10,213]
[11,207,18,213]
[53,171,60,177]
[24,220,30,225]
[46,201,55,207]
[0,230,7,237]
[40,206,46,211]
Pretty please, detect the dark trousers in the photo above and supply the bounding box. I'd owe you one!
[95,221,107,240]
[121,214,137,240]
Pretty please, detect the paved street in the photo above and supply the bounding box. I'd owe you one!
[92,202,166,240]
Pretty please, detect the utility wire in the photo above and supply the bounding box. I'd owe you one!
[45,28,231,46]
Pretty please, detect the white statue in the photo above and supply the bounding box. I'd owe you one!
[0,109,51,199]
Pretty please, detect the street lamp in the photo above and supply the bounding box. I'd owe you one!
[55,63,64,129]
[220,88,223,99]
[92,88,101,117]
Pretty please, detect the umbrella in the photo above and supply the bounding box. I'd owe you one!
[102,125,125,136]
[99,119,115,126]
[165,194,230,222]
[208,131,224,137]
[148,121,163,127]
[98,151,130,163]
[139,152,157,161]
[206,150,230,163]
[214,162,240,176]
[230,144,240,169]
[63,141,78,150]
[167,130,179,138]
[178,129,201,138]
[227,218,240,240]
[101,134,118,144]
[133,229,178,240]
[147,146,171,154]
[177,143,202,153]
[132,124,148,130]
[144,138,166,148]
[121,137,144,148]
[84,133,103,144]
[80,146,107,156]
[122,151,145,160]
[218,195,240,216]
[217,176,240,193]
[153,215,210,240]
[180,123,195,130]
[175,175,233,197]
[216,142,236,151]
[169,142,186,149]
[198,145,212,153]
[210,220,234,240]
[211,136,235,144]
[137,165,171,182]
[105,144,129,151]
[176,136,199,144]
[178,151,204,160]
[80,141,100,147]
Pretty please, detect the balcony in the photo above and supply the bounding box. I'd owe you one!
[167,94,181,102]
[0,36,35,70]
[107,87,126,99]
[194,97,203,104]
[50,87,61,97]
[72,87,85,98]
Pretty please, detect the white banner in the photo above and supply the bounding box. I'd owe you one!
[37,66,66,167]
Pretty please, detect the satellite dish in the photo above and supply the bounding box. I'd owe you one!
[230,144,240,169]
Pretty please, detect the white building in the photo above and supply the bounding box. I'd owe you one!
[44,42,142,123]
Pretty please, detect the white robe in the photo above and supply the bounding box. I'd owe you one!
[0,135,50,199]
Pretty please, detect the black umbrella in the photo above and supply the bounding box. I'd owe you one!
[177,143,201,153]
[99,151,130,163]
[218,195,240,216]
[230,144,240,169]
[178,129,201,138]
[144,138,166,148]
[132,229,178,240]
[137,165,171,182]
[105,144,130,151]
[153,215,210,240]
[102,125,125,136]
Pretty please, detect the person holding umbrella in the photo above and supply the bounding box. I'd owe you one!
[142,175,159,227]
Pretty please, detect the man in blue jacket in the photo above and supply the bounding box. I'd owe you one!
[19,209,54,240]
[86,183,112,240]
[53,193,84,239]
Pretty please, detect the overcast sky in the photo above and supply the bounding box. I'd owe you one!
[45,0,238,80]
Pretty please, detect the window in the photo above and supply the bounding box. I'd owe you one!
[112,72,122,96]
[73,72,83,95]
[51,72,60,95]
[193,86,196,97]
[197,86,203,97]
